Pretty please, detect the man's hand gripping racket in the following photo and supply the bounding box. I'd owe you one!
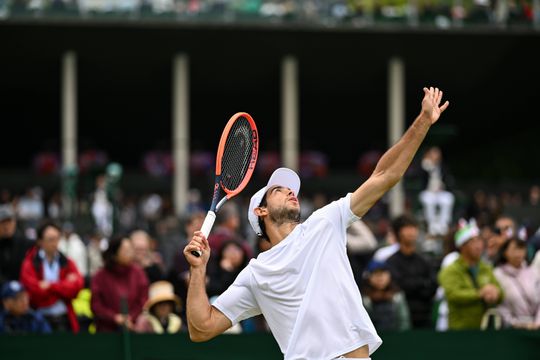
[189,112,258,258]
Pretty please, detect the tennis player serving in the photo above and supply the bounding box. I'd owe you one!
[184,87,449,360]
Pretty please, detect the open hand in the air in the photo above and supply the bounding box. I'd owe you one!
[421,87,450,125]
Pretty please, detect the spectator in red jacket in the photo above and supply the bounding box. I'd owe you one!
[20,220,84,332]
[91,235,149,332]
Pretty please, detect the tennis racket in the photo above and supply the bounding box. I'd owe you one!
[192,112,259,257]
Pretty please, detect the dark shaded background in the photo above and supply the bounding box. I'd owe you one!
[1,22,539,185]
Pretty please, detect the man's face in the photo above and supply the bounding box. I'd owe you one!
[495,218,515,240]
[369,270,391,290]
[2,291,29,316]
[0,218,16,239]
[40,226,61,257]
[398,225,418,247]
[131,234,150,263]
[264,186,301,225]
[462,236,484,262]
[487,217,515,257]
[116,238,135,266]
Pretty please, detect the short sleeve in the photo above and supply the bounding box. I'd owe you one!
[212,267,261,325]
[310,193,360,230]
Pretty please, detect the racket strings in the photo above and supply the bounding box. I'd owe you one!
[221,117,254,191]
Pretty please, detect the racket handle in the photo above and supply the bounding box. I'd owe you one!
[191,211,216,257]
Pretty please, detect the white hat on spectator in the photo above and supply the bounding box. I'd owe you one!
[144,281,181,311]
[454,218,480,248]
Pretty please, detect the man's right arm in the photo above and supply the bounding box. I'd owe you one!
[184,231,232,342]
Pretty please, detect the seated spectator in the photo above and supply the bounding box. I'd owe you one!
[58,222,88,278]
[16,187,45,233]
[347,219,378,285]
[72,288,94,333]
[438,219,503,329]
[207,202,252,257]
[0,280,51,334]
[386,215,437,328]
[20,221,84,332]
[135,281,182,334]
[168,211,205,320]
[131,230,165,283]
[433,239,460,332]
[207,240,250,298]
[0,205,33,289]
[361,261,411,331]
[91,236,148,332]
[87,232,106,277]
[486,216,517,264]
[494,237,540,329]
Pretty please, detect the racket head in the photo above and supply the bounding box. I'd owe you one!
[215,112,258,198]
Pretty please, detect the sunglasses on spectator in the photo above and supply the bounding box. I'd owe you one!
[493,226,512,236]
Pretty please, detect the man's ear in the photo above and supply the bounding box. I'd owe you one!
[254,207,267,217]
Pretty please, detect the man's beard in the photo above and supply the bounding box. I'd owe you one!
[269,206,301,227]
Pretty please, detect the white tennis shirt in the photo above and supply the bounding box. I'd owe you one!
[213,194,382,360]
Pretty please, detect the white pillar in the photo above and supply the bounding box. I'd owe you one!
[388,57,406,218]
[62,51,77,169]
[173,54,190,217]
[281,56,299,171]
[61,51,77,219]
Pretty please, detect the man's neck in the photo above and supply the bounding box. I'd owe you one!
[400,248,416,257]
[269,223,298,247]
[40,249,58,263]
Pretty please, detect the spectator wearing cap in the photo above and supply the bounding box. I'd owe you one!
[386,215,437,328]
[361,261,411,331]
[19,220,84,332]
[438,219,504,329]
[135,281,182,334]
[91,235,148,332]
[494,237,540,329]
[0,280,51,334]
[58,222,88,279]
[0,205,33,289]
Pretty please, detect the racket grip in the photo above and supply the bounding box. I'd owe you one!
[191,211,216,257]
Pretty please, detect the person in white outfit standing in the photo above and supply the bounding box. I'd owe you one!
[183,87,449,360]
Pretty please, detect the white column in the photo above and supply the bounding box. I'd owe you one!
[388,57,406,218]
[62,51,77,169]
[173,54,190,217]
[61,51,77,219]
[281,56,299,171]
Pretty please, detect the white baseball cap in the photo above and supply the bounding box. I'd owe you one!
[248,167,301,236]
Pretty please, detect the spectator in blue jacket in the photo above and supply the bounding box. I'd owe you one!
[0,280,51,334]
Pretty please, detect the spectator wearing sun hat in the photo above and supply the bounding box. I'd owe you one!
[135,281,182,334]
[438,219,504,329]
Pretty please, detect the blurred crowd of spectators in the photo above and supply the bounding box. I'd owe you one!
[2,146,540,335]
[1,0,538,28]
